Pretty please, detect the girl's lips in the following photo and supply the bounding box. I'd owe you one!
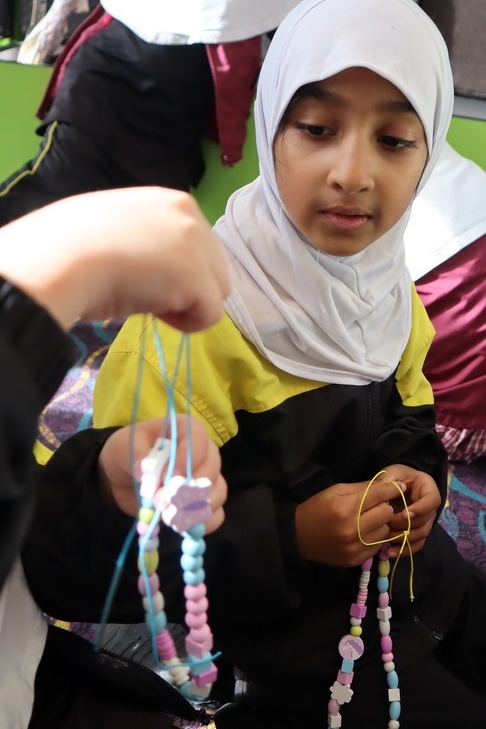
[321,210,371,232]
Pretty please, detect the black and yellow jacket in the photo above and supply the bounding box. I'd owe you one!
[22,289,467,726]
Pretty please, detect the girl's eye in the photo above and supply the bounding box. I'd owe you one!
[296,123,332,137]
[380,135,417,150]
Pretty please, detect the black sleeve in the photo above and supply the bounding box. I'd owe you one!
[21,427,185,625]
[0,278,75,590]
[364,382,449,508]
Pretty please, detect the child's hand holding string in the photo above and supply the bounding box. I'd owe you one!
[382,464,441,558]
[98,417,227,534]
[295,474,399,568]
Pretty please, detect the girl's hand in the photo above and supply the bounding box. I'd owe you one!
[98,417,227,534]
[383,464,441,556]
[295,474,398,567]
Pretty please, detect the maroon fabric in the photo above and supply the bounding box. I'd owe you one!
[205,37,261,166]
[416,235,486,430]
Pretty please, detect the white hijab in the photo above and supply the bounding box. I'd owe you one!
[216,0,454,385]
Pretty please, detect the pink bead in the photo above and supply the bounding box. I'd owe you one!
[328,699,340,715]
[361,558,373,571]
[337,670,354,685]
[189,624,211,643]
[378,592,389,608]
[192,665,218,687]
[382,652,394,663]
[378,549,389,560]
[184,583,207,601]
[155,630,177,661]
[350,603,367,619]
[137,572,160,596]
[185,611,208,629]
[381,635,393,653]
[137,522,160,537]
[185,633,213,658]
[186,597,209,615]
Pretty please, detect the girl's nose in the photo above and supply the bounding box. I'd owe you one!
[327,137,375,194]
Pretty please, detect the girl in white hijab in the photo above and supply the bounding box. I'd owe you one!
[217,0,453,387]
[89,1,486,727]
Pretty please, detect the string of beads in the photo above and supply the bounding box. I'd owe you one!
[137,436,218,700]
[327,471,413,728]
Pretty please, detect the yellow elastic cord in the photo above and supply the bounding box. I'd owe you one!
[0,121,58,198]
[357,469,415,601]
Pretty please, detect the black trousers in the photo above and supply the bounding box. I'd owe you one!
[0,19,215,227]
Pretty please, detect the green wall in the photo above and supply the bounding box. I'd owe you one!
[0,60,484,226]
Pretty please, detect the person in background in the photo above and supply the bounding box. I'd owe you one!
[22,1,486,727]
[0,0,300,226]
[404,142,486,463]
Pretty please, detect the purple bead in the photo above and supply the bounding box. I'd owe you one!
[381,635,393,653]
[378,592,389,608]
[361,558,373,572]
[350,603,367,619]
[137,521,160,537]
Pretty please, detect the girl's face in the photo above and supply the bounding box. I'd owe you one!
[274,67,428,257]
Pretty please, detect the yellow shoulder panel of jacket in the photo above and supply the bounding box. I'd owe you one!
[94,287,435,446]
[395,285,436,408]
[93,313,324,446]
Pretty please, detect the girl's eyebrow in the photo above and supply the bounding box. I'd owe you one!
[303,84,418,116]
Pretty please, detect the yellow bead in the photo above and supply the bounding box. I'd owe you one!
[350,626,362,637]
[139,507,156,524]
[138,550,159,575]
[378,560,390,577]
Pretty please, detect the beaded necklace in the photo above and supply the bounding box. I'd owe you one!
[136,323,219,700]
[137,438,218,700]
[327,471,413,729]
[96,319,219,701]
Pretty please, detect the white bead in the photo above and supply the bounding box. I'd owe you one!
[377,606,392,621]
[329,681,354,705]
[379,619,391,635]
[143,590,165,614]
[384,661,395,672]
[328,714,342,728]
[388,688,401,701]
[350,617,361,626]
[388,721,400,729]
[164,657,190,686]
[170,666,191,686]
[359,573,371,588]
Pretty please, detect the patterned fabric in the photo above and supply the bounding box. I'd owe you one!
[437,425,486,464]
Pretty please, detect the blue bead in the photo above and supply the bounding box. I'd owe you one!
[140,496,154,509]
[182,537,206,556]
[184,567,206,585]
[341,658,354,673]
[180,554,204,572]
[377,576,389,593]
[389,701,401,720]
[186,524,206,539]
[179,680,199,700]
[387,670,399,688]
[145,609,167,633]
